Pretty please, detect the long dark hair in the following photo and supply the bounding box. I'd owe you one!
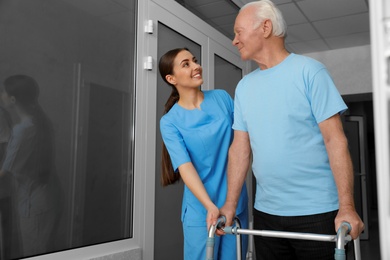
[4,75,54,184]
[158,48,189,186]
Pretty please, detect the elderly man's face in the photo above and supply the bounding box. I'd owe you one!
[232,7,266,61]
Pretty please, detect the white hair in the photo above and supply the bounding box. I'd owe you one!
[241,0,287,37]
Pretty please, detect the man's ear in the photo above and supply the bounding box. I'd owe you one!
[166,74,176,85]
[262,19,273,38]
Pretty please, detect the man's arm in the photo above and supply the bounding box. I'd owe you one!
[319,113,365,239]
[219,130,251,227]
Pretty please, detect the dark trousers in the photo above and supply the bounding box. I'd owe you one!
[253,209,338,260]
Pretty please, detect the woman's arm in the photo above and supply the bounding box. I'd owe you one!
[178,162,219,231]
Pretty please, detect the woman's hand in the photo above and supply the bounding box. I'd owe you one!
[178,163,220,233]
[206,204,220,233]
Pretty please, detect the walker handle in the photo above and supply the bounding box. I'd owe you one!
[334,222,352,260]
[206,216,227,260]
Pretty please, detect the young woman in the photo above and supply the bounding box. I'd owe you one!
[159,48,248,260]
[0,75,62,257]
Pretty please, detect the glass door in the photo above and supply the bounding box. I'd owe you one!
[0,0,137,259]
[155,22,202,260]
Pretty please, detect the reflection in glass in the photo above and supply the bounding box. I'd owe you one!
[0,104,12,259]
[0,0,136,258]
[1,75,62,257]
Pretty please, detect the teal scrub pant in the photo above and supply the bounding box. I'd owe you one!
[183,208,249,260]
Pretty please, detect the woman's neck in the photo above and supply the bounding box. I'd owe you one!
[177,89,204,110]
[15,106,32,121]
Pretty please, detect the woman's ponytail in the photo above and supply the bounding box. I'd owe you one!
[159,48,188,186]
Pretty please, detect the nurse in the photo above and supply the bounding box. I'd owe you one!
[158,48,248,260]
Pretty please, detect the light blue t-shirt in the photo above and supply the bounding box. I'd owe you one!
[160,89,248,225]
[233,53,347,216]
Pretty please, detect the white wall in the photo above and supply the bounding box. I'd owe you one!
[248,45,372,96]
[306,45,372,95]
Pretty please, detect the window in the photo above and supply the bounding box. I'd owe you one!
[0,0,136,258]
[214,54,242,98]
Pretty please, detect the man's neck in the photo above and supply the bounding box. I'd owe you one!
[255,39,289,70]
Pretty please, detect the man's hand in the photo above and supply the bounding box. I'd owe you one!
[215,202,237,236]
[335,206,365,239]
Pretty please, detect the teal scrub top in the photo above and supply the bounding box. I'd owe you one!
[160,89,248,225]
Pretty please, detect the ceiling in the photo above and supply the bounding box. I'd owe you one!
[175,0,370,54]
[60,0,370,54]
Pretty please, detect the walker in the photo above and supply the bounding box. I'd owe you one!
[207,216,361,260]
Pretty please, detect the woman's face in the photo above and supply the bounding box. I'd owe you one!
[167,50,203,89]
[0,88,13,108]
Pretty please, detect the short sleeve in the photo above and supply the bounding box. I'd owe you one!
[232,79,247,132]
[215,89,234,118]
[2,123,31,173]
[309,68,347,123]
[160,116,191,171]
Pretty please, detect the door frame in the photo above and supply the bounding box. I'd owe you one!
[369,0,390,258]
